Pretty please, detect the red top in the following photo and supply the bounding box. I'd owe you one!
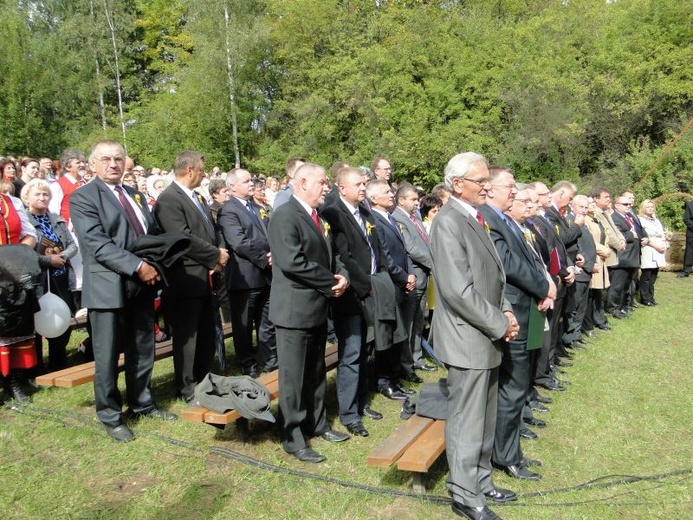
[0,194,22,245]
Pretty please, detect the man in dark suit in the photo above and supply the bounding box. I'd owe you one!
[479,171,554,482]
[430,152,519,519]
[70,140,177,443]
[680,200,693,277]
[272,156,306,210]
[217,168,277,377]
[268,163,350,463]
[321,167,396,438]
[153,151,229,402]
[367,179,416,394]
[608,197,642,318]
[392,183,437,376]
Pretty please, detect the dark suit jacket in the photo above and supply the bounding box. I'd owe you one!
[321,198,388,315]
[372,210,414,297]
[153,182,220,298]
[574,223,597,282]
[533,212,572,298]
[268,196,347,329]
[479,205,549,341]
[217,197,271,291]
[545,205,582,262]
[611,211,640,268]
[70,177,155,309]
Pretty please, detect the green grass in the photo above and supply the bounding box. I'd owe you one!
[1,272,692,519]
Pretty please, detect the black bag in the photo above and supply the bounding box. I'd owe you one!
[0,245,41,337]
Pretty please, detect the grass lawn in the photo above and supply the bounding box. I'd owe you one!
[1,272,691,519]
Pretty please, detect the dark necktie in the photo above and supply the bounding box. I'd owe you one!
[114,185,144,237]
[246,200,261,222]
[476,211,485,227]
[192,192,216,238]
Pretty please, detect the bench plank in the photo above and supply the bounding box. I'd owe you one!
[366,415,435,468]
[396,419,446,473]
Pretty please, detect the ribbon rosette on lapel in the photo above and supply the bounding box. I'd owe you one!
[134,193,143,207]
[555,224,560,236]
[365,221,375,236]
[322,219,330,239]
[259,208,268,220]
[485,222,491,235]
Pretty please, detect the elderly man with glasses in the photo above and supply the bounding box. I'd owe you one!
[607,197,642,319]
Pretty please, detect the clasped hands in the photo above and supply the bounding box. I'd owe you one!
[503,311,520,342]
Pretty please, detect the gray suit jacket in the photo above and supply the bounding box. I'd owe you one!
[429,200,511,370]
[70,177,155,309]
[392,206,432,290]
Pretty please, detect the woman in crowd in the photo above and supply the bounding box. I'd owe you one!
[1,157,18,184]
[1,168,38,403]
[420,195,442,233]
[585,197,611,331]
[638,199,668,306]
[122,171,137,189]
[22,179,78,374]
[265,176,280,207]
[252,178,272,220]
[146,174,165,206]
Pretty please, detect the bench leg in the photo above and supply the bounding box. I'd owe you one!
[236,417,250,442]
[412,472,426,494]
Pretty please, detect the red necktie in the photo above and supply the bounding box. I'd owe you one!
[476,211,485,227]
[410,214,429,244]
[114,185,145,237]
[311,209,322,231]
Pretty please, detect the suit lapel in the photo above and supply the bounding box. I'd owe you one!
[451,202,503,273]
[172,183,215,241]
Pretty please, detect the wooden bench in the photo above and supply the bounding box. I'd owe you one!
[367,415,446,493]
[182,343,339,427]
[35,322,233,388]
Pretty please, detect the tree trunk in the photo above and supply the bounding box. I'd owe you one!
[88,0,107,133]
[103,0,127,150]
[224,0,241,168]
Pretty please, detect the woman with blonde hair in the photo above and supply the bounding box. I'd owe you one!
[638,199,668,306]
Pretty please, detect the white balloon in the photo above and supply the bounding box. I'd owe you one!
[34,292,71,338]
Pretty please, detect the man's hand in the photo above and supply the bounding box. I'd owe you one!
[332,274,349,297]
[137,261,161,285]
[218,248,230,267]
[564,270,575,285]
[502,311,519,342]
[537,297,554,312]
[575,254,585,268]
[546,277,557,300]
[619,239,626,251]
[405,274,416,293]
[641,237,650,247]
[266,252,272,266]
[574,213,585,226]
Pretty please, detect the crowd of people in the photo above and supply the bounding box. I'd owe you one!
[1,143,689,520]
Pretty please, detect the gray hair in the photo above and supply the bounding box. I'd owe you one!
[444,152,487,190]
[60,148,85,172]
[366,179,389,200]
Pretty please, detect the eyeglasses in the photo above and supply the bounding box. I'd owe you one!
[514,198,534,205]
[462,177,490,187]
[616,202,632,206]
[95,156,125,165]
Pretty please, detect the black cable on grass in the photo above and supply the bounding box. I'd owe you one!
[9,404,692,509]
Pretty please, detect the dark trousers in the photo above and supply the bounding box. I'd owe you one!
[585,288,606,330]
[165,295,216,400]
[493,341,529,467]
[572,281,590,334]
[683,234,693,272]
[276,325,328,454]
[401,283,427,372]
[334,313,368,426]
[639,268,659,304]
[230,286,277,374]
[607,267,636,312]
[445,365,498,507]
[89,293,156,428]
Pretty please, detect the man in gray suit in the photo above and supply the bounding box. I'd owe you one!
[70,140,177,443]
[392,182,437,377]
[429,152,519,520]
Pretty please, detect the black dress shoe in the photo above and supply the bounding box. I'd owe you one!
[554,358,573,367]
[538,381,565,392]
[318,429,350,442]
[451,502,502,520]
[414,363,438,372]
[523,417,547,428]
[568,342,586,350]
[483,487,517,503]
[345,421,369,437]
[520,457,543,467]
[550,364,567,375]
[574,337,587,344]
[533,394,552,404]
[404,372,424,384]
[137,408,178,421]
[519,426,538,440]
[105,424,135,443]
[583,330,596,338]
[596,324,612,331]
[292,447,326,463]
[396,384,416,395]
[676,271,689,278]
[379,386,408,401]
[494,463,541,481]
[529,401,549,413]
[362,406,383,420]
[611,310,628,319]
[643,301,655,307]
